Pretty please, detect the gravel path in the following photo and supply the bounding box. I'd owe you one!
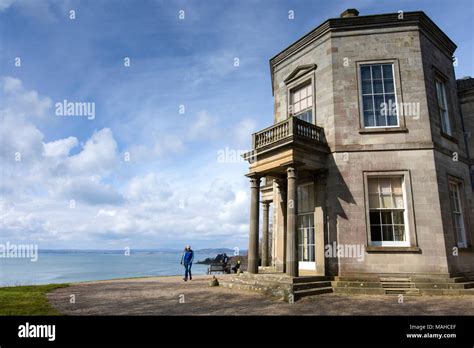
[47,275,474,315]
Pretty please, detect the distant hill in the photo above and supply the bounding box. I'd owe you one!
[195,248,247,255]
[38,248,248,254]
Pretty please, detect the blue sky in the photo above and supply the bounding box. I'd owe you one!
[0,0,473,250]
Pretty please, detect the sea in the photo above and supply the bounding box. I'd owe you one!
[0,249,222,286]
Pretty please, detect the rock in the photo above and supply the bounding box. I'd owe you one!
[209,275,219,287]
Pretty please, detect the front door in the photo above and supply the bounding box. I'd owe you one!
[298,213,316,270]
[297,183,316,270]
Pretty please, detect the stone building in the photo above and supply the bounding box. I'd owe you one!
[243,9,474,282]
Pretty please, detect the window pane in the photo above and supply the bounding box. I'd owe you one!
[384,79,394,93]
[387,114,398,126]
[381,211,393,225]
[374,95,386,126]
[368,179,378,193]
[382,64,393,79]
[373,80,383,94]
[372,65,382,80]
[361,66,371,80]
[379,178,391,194]
[300,87,307,99]
[369,193,380,208]
[371,225,382,241]
[375,109,386,127]
[394,226,405,241]
[306,96,313,107]
[382,226,394,241]
[370,211,381,225]
[381,194,393,208]
[300,98,307,110]
[362,80,372,94]
[293,90,300,102]
[364,110,375,127]
[374,95,385,111]
[392,178,402,193]
[392,211,405,225]
[294,102,300,113]
[363,96,373,111]
[394,195,404,208]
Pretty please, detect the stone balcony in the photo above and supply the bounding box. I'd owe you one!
[243,116,329,176]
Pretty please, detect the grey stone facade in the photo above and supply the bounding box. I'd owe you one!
[245,10,474,278]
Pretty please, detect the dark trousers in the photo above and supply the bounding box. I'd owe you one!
[184,262,192,279]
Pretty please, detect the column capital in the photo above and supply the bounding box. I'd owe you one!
[261,200,271,208]
[286,166,298,179]
[246,174,261,188]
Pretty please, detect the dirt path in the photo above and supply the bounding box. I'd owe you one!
[47,275,474,315]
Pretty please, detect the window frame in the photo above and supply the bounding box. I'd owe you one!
[447,177,469,248]
[286,73,316,124]
[364,171,418,249]
[297,182,316,263]
[356,59,407,133]
[434,73,453,137]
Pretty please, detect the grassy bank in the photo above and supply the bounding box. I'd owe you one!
[0,284,69,315]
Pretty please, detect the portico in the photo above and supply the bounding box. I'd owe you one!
[244,116,329,277]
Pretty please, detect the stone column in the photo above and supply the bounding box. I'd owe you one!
[315,174,327,276]
[286,167,298,277]
[248,176,260,274]
[261,201,270,267]
[275,179,287,273]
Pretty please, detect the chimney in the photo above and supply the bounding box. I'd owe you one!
[340,9,359,18]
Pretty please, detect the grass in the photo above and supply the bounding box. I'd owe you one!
[0,283,69,315]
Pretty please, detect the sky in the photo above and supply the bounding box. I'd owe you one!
[0,0,473,250]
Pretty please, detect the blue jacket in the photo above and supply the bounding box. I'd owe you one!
[181,250,194,264]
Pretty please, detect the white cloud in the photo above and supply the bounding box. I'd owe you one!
[55,177,125,205]
[1,77,52,119]
[0,76,251,249]
[43,136,78,157]
[64,128,119,175]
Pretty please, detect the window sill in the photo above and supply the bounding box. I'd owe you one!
[440,132,458,144]
[359,126,408,134]
[366,246,421,253]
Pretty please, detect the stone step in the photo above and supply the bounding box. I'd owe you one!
[413,282,474,289]
[381,283,416,288]
[293,287,333,300]
[380,277,412,282]
[219,281,289,299]
[412,277,467,284]
[384,288,421,296]
[225,277,292,290]
[292,281,332,291]
[332,281,382,288]
[292,276,334,283]
[232,273,294,284]
[335,275,468,284]
[333,287,385,295]
[419,288,474,296]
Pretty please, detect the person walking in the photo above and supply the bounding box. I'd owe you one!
[180,245,194,281]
